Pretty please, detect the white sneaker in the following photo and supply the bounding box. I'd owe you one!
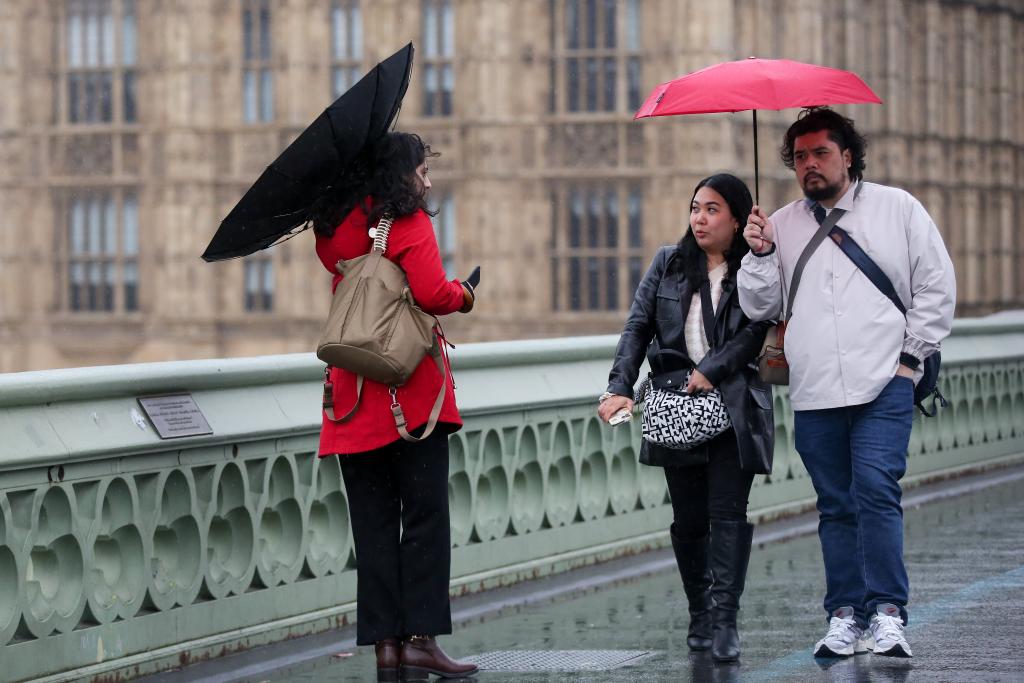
[814,606,866,658]
[870,603,913,658]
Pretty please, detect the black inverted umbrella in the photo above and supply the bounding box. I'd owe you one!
[201,43,414,261]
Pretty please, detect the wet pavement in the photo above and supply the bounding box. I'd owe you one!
[147,466,1024,683]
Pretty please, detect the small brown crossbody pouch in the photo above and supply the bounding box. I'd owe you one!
[757,206,848,385]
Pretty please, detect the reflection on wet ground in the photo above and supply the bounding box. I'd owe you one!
[203,471,1024,682]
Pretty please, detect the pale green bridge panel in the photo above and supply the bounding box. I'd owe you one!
[0,315,1022,682]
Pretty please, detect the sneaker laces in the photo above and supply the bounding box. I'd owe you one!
[825,615,859,645]
[872,613,905,641]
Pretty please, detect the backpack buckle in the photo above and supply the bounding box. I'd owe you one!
[322,367,333,410]
[389,386,407,429]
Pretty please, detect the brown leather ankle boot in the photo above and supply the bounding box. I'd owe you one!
[400,635,479,679]
[374,638,400,681]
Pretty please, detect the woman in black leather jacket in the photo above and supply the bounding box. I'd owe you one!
[598,173,774,663]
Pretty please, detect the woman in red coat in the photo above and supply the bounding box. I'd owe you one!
[312,132,478,681]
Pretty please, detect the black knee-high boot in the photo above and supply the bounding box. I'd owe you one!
[671,527,713,651]
[709,520,754,663]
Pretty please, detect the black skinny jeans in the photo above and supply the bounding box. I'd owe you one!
[663,429,755,541]
[338,430,453,645]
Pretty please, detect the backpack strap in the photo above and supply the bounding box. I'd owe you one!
[323,214,402,425]
[324,215,447,437]
[372,215,393,252]
[391,340,447,442]
[322,367,363,423]
[322,343,447,437]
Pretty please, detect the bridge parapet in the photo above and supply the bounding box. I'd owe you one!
[1,314,1023,682]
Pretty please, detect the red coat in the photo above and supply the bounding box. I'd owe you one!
[316,203,465,456]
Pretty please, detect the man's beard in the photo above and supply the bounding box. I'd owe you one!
[802,174,844,202]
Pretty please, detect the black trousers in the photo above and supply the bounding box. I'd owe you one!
[338,430,453,645]
[663,429,755,541]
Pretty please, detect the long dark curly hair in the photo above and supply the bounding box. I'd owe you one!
[780,106,868,182]
[674,173,753,288]
[311,132,438,237]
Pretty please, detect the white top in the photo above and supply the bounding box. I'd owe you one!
[685,261,728,365]
[737,180,956,411]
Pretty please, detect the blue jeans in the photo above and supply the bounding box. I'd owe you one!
[794,376,915,627]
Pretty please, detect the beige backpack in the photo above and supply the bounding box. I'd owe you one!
[316,216,446,442]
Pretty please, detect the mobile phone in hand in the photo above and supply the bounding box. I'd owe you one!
[609,409,632,426]
[465,266,480,290]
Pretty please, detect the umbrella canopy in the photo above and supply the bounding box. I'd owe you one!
[634,57,881,201]
[202,43,414,262]
[635,57,881,117]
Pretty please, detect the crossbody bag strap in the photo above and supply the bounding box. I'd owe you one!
[698,280,716,348]
[391,339,448,442]
[785,207,847,321]
[829,221,950,416]
[827,227,907,316]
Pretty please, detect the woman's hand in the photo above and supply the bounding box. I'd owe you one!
[685,370,714,394]
[459,283,475,313]
[743,205,775,254]
[598,394,634,423]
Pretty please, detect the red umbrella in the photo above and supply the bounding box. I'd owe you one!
[634,57,882,202]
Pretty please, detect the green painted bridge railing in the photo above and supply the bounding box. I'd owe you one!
[1,313,1023,682]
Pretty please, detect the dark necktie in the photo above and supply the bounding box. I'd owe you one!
[813,204,827,226]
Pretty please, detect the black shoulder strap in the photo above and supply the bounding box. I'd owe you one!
[828,228,907,317]
[829,226,949,417]
[699,280,716,349]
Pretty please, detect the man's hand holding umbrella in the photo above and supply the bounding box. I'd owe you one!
[743,206,775,255]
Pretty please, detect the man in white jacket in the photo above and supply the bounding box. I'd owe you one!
[737,107,955,659]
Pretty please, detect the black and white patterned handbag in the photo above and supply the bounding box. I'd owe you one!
[635,369,732,450]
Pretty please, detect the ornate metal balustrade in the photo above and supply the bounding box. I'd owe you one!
[1,314,1022,682]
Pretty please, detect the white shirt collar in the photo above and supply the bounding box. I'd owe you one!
[804,179,862,214]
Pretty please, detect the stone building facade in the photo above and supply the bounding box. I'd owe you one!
[0,0,1021,372]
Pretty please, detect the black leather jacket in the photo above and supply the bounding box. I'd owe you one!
[607,246,775,473]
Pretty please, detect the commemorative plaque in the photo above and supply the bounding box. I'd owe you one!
[137,394,213,439]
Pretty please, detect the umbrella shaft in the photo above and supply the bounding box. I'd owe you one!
[752,110,760,204]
